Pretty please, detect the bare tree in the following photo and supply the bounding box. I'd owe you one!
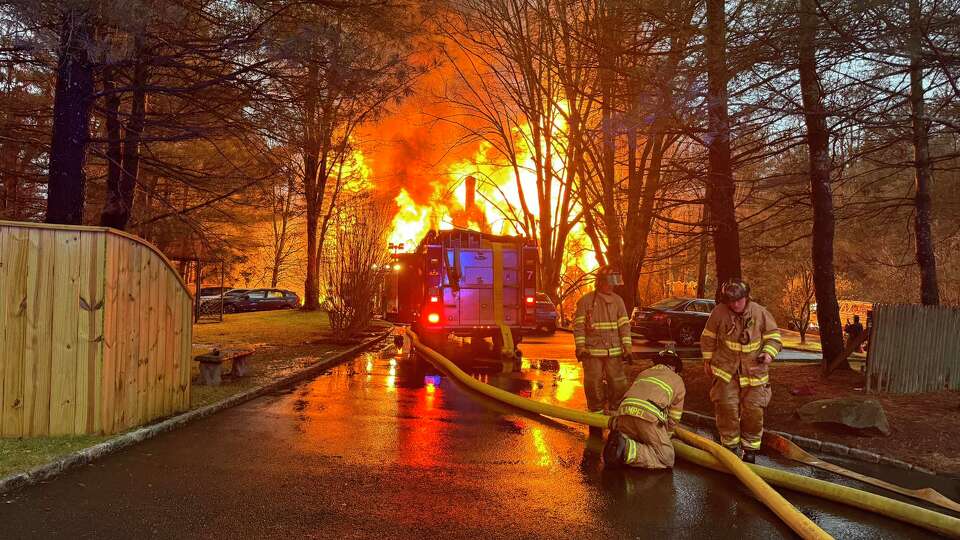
[780,264,816,343]
[267,167,303,288]
[322,195,392,338]
[437,0,583,303]
[704,0,742,292]
[907,0,940,305]
[798,0,844,369]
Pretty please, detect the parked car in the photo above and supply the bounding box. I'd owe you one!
[207,288,300,314]
[631,297,716,347]
[534,293,558,334]
[198,286,234,302]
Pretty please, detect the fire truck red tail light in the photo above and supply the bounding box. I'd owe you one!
[430,296,439,303]
[525,296,535,304]
[427,312,441,324]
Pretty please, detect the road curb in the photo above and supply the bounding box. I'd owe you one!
[0,330,392,496]
[680,410,937,476]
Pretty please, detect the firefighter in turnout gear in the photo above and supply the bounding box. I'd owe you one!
[573,266,632,428]
[700,280,782,463]
[603,350,685,469]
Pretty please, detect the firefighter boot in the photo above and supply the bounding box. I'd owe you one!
[603,431,627,468]
[742,450,757,464]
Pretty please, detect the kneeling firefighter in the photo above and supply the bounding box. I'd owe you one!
[700,280,782,463]
[603,350,685,469]
[573,265,633,431]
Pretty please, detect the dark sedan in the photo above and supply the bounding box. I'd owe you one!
[631,297,716,347]
[534,293,558,334]
[208,288,300,314]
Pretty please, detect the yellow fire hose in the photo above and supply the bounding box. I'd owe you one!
[491,242,515,360]
[764,432,960,513]
[406,329,960,539]
[671,428,829,539]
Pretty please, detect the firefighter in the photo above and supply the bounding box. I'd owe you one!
[603,350,685,469]
[700,280,782,463]
[573,265,632,431]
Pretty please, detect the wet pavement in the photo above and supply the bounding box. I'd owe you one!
[0,334,954,539]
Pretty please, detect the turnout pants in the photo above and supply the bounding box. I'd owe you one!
[582,355,628,413]
[616,415,675,469]
[710,375,772,450]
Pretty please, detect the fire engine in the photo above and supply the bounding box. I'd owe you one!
[392,228,538,366]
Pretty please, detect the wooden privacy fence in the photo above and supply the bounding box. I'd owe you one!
[0,221,192,437]
[867,303,960,393]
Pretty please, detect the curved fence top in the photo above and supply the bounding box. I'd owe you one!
[0,219,189,295]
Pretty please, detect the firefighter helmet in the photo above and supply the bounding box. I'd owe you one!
[596,265,624,287]
[655,349,683,374]
[719,280,750,304]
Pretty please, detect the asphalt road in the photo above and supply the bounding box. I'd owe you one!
[0,335,950,539]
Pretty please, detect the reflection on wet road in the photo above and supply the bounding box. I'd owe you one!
[0,335,951,539]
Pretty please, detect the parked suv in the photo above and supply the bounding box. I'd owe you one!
[631,297,715,347]
[209,288,300,313]
[534,293,559,334]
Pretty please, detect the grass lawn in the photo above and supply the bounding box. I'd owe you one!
[194,309,331,348]
[780,333,822,352]
[0,435,110,478]
[779,330,866,360]
[1,310,386,481]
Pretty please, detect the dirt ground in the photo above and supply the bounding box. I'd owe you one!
[629,361,960,476]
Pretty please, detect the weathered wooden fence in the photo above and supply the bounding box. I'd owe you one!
[0,221,192,437]
[867,303,960,393]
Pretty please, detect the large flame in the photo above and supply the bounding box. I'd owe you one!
[385,108,598,276]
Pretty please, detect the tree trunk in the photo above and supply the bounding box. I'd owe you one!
[303,152,321,311]
[618,125,642,311]
[600,73,620,266]
[102,38,147,230]
[798,0,844,371]
[302,57,322,311]
[696,219,709,298]
[908,0,939,305]
[270,176,294,288]
[705,0,742,295]
[46,8,95,225]
[99,65,124,228]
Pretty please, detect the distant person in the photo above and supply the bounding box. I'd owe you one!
[849,315,865,352]
[700,280,782,463]
[573,266,633,434]
[603,349,685,469]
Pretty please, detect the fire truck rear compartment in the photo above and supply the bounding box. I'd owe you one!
[396,229,537,364]
[444,248,521,328]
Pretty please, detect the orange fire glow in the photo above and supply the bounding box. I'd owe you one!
[382,113,599,276]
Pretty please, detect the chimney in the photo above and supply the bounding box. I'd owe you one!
[465,175,476,212]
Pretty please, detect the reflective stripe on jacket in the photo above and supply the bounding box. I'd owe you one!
[617,364,685,434]
[700,301,781,387]
[573,290,632,357]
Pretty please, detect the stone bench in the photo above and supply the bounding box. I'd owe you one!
[193,349,255,386]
